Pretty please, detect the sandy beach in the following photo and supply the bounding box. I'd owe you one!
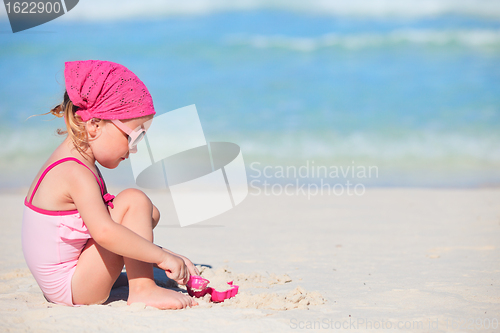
[0,187,498,332]
[1,0,500,331]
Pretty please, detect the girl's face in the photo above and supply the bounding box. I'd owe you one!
[87,115,154,169]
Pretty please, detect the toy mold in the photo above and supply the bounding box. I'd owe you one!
[187,276,239,303]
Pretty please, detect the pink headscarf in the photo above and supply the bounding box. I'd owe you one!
[64,60,156,122]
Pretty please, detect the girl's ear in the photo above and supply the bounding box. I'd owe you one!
[86,118,103,139]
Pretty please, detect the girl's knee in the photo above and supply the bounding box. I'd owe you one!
[152,205,160,228]
[110,189,159,228]
[115,188,153,209]
[109,189,153,223]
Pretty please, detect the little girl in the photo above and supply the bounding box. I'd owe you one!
[22,60,198,309]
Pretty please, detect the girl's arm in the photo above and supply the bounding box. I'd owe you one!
[66,164,188,282]
[157,247,200,276]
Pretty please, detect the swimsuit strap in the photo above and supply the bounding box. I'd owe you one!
[29,157,104,204]
[95,166,106,194]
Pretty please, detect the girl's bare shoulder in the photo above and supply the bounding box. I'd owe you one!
[27,155,99,212]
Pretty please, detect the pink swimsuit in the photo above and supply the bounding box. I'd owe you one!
[22,157,115,306]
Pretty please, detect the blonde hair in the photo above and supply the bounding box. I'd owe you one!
[41,90,102,157]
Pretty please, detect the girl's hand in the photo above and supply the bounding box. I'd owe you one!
[156,246,200,277]
[177,255,200,276]
[157,252,190,285]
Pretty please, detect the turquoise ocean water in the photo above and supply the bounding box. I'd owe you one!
[0,1,499,188]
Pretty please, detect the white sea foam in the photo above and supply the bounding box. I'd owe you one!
[238,131,500,164]
[3,128,499,166]
[2,0,500,21]
[1,128,499,187]
[226,29,500,51]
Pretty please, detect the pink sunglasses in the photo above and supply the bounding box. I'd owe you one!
[110,119,151,153]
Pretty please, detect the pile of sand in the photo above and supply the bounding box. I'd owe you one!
[198,265,293,289]
[189,266,326,310]
[223,286,325,310]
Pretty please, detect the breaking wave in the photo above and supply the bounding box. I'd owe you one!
[226,29,500,51]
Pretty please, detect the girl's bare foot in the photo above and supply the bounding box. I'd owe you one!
[128,282,198,309]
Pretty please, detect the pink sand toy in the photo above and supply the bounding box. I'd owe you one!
[186,276,239,303]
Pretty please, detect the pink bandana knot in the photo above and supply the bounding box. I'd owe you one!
[103,193,115,209]
[64,60,156,121]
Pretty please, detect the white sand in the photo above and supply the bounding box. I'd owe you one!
[1,188,499,332]
[191,265,323,308]
[197,265,293,291]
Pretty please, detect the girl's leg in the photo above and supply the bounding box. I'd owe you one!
[71,188,196,309]
[113,203,159,289]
